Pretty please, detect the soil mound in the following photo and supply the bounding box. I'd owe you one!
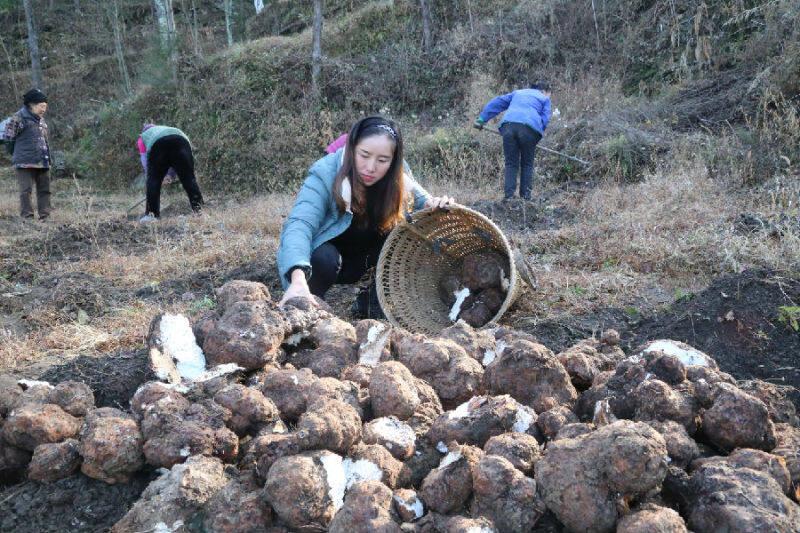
[633,269,800,405]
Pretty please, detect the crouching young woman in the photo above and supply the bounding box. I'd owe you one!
[277,115,453,318]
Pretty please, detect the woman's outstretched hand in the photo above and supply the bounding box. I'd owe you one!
[424,196,455,209]
[278,269,317,308]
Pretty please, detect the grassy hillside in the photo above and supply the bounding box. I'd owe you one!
[1,0,793,195]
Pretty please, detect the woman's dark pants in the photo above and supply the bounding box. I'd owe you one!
[500,122,543,200]
[145,135,204,217]
[16,168,51,219]
[308,240,386,318]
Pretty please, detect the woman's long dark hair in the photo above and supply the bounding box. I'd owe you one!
[333,116,405,234]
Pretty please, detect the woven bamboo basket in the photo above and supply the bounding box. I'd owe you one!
[376,205,518,335]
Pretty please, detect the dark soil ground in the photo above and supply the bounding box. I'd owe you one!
[0,472,155,533]
[514,269,800,408]
[470,196,574,234]
[632,269,800,404]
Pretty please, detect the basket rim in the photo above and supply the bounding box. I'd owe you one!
[376,204,517,334]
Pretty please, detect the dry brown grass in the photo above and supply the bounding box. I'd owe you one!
[0,177,295,374]
[1,135,797,375]
[69,194,293,287]
[512,160,800,320]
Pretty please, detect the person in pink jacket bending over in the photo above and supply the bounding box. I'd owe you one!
[137,133,177,185]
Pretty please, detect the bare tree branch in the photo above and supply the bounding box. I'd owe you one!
[311,0,323,100]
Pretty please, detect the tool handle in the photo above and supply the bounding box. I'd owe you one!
[480,127,590,166]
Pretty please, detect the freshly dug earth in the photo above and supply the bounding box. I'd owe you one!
[631,269,800,406]
[0,472,154,532]
[511,269,800,409]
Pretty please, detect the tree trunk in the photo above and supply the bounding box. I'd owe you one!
[419,0,432,52]
[153,0,169,48]
[75,0,81,13]
[108,0,132,95]
[180,0,203,58]
[311,0,323,100]
[22,0,43,88]
[153,0,178,84]
[223,0,233,46]
[590,0,601,52]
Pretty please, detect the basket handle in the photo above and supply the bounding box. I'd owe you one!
[398,212,459,258]
[512,248,537,289]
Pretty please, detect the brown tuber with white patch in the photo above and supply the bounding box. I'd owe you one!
[329,480,402,533]
[203,301,287,370]
[263,451,342,530]
[363,416,417,460]
[420,443,484,514]
[427,395,540,448]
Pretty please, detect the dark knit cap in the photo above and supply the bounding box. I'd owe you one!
[23,88,47,106]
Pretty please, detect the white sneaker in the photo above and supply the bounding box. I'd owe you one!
[139,214,157,223]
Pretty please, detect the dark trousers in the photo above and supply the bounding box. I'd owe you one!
[308,240,384,298]
[500,122,542,200]
[16,167,51,219]
[145,135,204,218]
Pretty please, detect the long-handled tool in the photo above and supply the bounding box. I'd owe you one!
[482,127,591,166]
[126,197,146,214]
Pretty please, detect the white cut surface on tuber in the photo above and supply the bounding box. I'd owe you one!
[160,313,206,380]
[449,288,471,321]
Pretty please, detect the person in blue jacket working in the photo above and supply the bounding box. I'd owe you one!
[277,115,453,318]
[474,81,552,201]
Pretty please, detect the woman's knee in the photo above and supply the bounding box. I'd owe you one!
[310,243,341,282]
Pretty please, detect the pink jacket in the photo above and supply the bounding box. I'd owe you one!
[137,135,176,178]
[325,133,348,154]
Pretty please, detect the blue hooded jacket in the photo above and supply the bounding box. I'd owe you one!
[479,88,552,135]
[276,148,431,288]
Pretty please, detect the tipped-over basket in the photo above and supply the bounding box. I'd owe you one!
[376,205,518,335]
